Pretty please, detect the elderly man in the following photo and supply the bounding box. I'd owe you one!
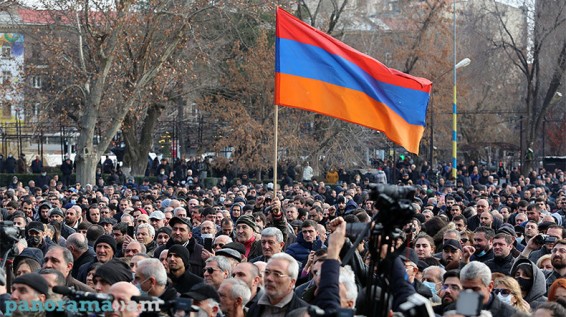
[183,283,221,317]
[218,278,251,317]
[136,258,178,317]
[66,233,96,279]
[235,215,262,259]
[250,227,285,263]
[247,253,307,316]
[460,261,516,317]
[232,262,262,309]
[204,256,231,290]
[124,241,146,259]
[106,282,142,317]
[136,223,157,257]
[77,235,116,283]
[43,245,94,292]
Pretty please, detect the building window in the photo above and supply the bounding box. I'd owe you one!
[1,71,11,84]
[32,75,42,88]
[1,46,11,59]
[33,103,40,116]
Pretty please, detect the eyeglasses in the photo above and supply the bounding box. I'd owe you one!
[493,288,512,296]
[264,269,289,279]
[203,267,221,274]
[460,238,469,243]
[213,243,225,249]
[551,247,566,254]
[441,284,461,291]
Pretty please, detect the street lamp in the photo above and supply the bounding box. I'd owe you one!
[429,57,471,166]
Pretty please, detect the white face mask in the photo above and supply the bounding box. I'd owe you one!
[497,293,512,305]
[201,234,214,239]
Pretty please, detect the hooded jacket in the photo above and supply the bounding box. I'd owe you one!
[285,232,323,268]
[510,258,547,310]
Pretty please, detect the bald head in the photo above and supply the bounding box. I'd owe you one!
[108,282,141,317]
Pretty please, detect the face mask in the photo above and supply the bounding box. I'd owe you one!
[135,278,150,297]
[497,293,512,305]
[28,236,41,246]
[516,277,532,292]
[515,237,523,244]
[542,269,552,276]
[422,281,438,296]
[41,172,46,176]
[160,171,165,175]
[219,197,225,203]
[201,234,214,239]
[70,199,76,204]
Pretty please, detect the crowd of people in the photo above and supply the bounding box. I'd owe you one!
[0,158,565,317]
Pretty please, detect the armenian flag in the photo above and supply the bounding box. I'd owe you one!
[275,8,432,154]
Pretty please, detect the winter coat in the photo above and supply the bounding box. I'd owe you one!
[285,232,323,268]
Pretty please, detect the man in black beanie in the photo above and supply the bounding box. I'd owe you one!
[77,235,116,283]
[93,259,134,294]
[168,245,203,293]
[153,216,205,277]
[9,273,49,314]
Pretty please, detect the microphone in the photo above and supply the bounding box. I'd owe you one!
[53,286,114,301]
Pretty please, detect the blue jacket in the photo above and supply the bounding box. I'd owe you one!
[285,232,323,267]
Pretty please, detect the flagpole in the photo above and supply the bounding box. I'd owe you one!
[273,104,279,192]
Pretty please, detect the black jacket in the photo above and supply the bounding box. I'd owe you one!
[169,269,203,294]
[71,249,96,280]
[153,238,205,277]
[485,253,515,275]
[312,259,341,311]
[140,284,179,317]
[247,292,308,317]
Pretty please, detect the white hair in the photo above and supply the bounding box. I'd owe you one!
[222,278,252,306]
[137,258,167,286]
[136,223,155,238]
[207,256,232,276]
[269,253,299,280]
[339,265,358,307]
[460,261,491,287]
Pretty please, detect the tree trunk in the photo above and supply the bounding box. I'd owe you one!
[122,103,165,176]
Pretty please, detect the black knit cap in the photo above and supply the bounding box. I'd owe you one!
[169,245,190,269]
[13,273,49,295]
[156,226,172,237]
[93,259,133,284]
[94,235,117,254]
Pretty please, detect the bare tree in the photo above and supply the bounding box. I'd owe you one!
[22,0,212,183]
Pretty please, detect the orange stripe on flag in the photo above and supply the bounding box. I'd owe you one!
[276,73,424,154]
